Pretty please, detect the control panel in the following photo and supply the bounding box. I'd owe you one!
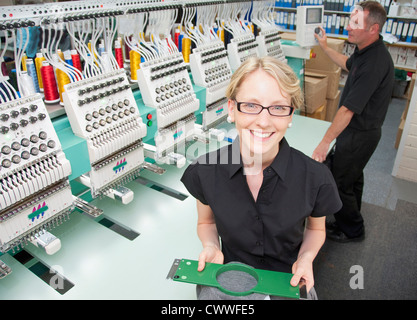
[63,69,147,202]
[0,94,73,255]
[296,5,324,48]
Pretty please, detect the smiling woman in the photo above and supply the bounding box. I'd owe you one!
[181,56,342,300]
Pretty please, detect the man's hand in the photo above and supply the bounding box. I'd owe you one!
[312,140,330,163]
[314,26,328,50]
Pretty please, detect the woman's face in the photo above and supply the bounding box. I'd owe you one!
[228,69,293,165]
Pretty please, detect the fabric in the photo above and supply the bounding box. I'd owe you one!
[196,262,318,300]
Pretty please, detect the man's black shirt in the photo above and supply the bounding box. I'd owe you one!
[181,138,342,273]
[341,35,394,131]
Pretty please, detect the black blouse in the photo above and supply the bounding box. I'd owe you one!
[181,137,342,273]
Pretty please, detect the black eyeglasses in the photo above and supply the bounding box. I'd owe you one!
[235,101,294,117]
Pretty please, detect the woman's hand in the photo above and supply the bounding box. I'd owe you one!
[290,255,315,293]
[198,246,224,272]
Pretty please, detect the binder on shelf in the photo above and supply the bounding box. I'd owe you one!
[396,21,403,41]
[386,18,394,34]
[412,23,417,43]
[343,0,350,12]
[407,23,415,43]
[335,15,341,35]
[343,15,349,35]
[401,22,409,42]
[326,15,332,34]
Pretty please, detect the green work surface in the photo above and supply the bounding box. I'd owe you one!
[173,259,301,299]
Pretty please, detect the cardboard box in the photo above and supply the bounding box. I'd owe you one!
[325,90,341,122]
[395,118,405,149]
[304,73,328,114]
[301,103,327,120]
[305,68,341,99]
[305,38,345,72]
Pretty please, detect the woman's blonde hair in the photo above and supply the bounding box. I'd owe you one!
[225,56,304,110]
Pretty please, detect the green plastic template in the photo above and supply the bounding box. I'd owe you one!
[170,259,305,299]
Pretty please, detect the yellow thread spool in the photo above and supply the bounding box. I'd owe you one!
[55,49,70,103]
[35,53,45,91]
[129,50,140,81]
[182,37,191,63]
[56,68,70,103]
[22,53,27,71]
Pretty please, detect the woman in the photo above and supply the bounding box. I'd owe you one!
[181,56,342,299]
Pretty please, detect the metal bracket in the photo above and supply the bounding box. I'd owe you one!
[74,197,103,218]
[0,260,12,279]
[167,258,306,299]
[142,162,166,175]
[30,230,61,255]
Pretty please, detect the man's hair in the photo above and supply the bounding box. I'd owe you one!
[358,0,387,32]
[225,56,304,110]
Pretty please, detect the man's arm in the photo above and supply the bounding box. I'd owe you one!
[314,26,349,71]
[312,106,354,162]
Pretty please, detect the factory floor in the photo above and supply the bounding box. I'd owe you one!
[314,97,417,300]
[1,97,415,301]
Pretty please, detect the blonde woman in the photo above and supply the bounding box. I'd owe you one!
[181,56,342,299]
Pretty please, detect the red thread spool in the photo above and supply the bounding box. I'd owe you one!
[40,62,60,104]
[115,47,123,69]
[174,29,180,49]
[71,50,82,72]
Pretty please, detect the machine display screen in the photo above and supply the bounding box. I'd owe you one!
[306,8,322,24]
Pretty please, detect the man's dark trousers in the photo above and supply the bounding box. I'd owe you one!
[331,126,381,238]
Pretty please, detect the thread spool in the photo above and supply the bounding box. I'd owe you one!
[124,36,131,62]
[129,50,140,82]
[174,29,180,49]
[98,43,105,56]
[55,67,70,105]
[35,53,45,92]
[20,71,36,96]
[115,40,124,69]
[26,59,40,93]
[22,53,27,71]
[178,33,184,52]
[182,37,191,63]
[71,50,81,71]
[40,61,60,104]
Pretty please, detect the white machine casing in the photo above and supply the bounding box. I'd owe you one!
[227,33,259,72]
[136,52,199,130]
[0,94,73,253]
[189,40,231,130]
[296,5,324,47]
[256,27,287,62]
[62,70,147,198]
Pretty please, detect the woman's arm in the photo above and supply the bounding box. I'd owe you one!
[196,200,224,271]
[290,216,326,292]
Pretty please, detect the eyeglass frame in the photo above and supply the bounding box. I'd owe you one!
[234,100,294,117]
